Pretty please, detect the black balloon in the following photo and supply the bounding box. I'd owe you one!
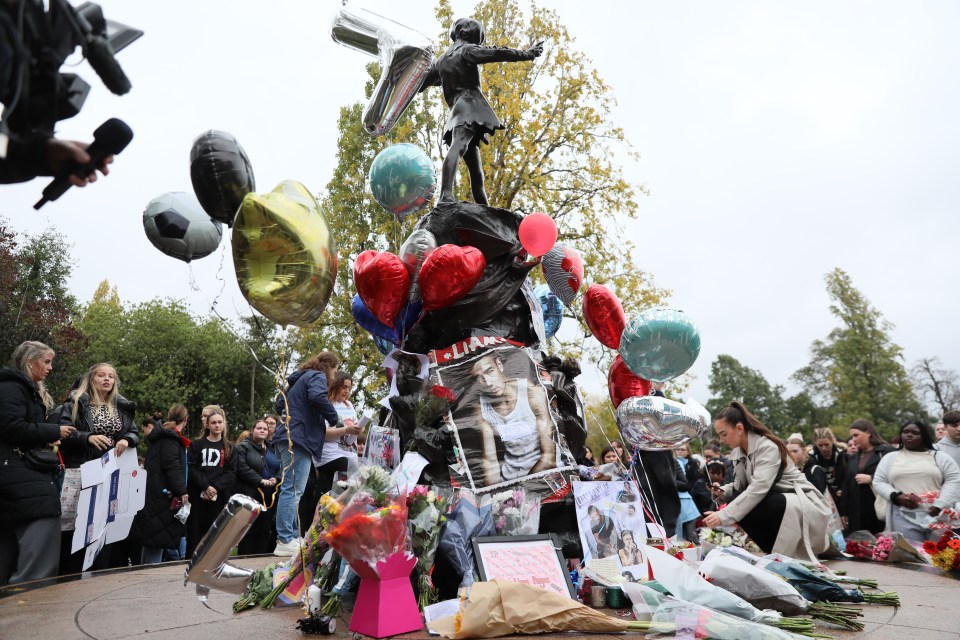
[189,130,256,226]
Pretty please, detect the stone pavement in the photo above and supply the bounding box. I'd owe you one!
[1,556,957,639]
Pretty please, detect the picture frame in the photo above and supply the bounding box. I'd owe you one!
[472,534,576,598]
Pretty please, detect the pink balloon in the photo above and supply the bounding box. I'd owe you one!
[518,212,558,257]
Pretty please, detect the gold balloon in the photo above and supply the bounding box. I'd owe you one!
[232,181,338,326]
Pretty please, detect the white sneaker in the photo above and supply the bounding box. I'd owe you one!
[273,538,301,557]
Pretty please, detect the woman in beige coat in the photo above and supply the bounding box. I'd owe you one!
[702,402,833,561]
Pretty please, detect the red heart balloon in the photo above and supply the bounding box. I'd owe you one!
[582,284,626,349]
[354,250,410,326]
[608,355,651,408]
[419,244,486,311]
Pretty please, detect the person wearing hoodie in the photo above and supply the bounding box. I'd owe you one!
[271,351,341,557]
[934,411,960,469]
[0,341,76,585]
[810,427,848,516]
[57,363,138,573]
[133,404,191,564]
[186,406,236,558]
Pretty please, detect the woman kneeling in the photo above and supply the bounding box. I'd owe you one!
[702,401,833,561]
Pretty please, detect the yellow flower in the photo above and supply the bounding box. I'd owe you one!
[319,494,343,517]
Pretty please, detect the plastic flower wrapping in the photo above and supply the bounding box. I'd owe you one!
[407,485,450,607]
[415,383,457,428]
[898,491,960,531]
[699,526,762,555]
[488,488,541,536]
[844,530,924,564]
[322,464,411,579]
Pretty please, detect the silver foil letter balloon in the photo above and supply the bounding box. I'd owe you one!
[331,6,435,136]
[616,395,707,452]
[184,494,261,599]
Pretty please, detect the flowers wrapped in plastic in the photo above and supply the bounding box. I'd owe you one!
[844,530,924,564]
[438,489,494,590]
[644,546,818,634]
[700,526,762,554]
[407,485,449,608]
[623,582,804,640]
[321,465,422,637]
[701,549,865,631]
[723,546,900,607]
[489,488,541,536]
[416,383,457,428]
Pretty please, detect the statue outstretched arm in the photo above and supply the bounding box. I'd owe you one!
[462,41,543,65]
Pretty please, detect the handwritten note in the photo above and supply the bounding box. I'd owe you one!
[423,599,461,635]
[477,539,570,596]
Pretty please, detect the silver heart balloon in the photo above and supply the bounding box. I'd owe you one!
[616,395,707,452]
[399,228,437,303]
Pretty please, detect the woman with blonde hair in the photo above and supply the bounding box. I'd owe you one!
[0,341,76,584]
[810,427,847,515]
[58,363,138,572]
[186,406,236,557]
[703,402,832,561]
[133,404,191,564]
[786,435,828,494]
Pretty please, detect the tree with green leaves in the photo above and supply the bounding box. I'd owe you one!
[297,0,667,409]
[793,268,923,437]
[0,221,86,395]
[706,354,788,434]
[74,284,277,437]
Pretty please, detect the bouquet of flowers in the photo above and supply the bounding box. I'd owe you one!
[898,490,960,531]
[415,383,456,428]
[844,530,924,564]
[233,492,345,611]
[699,526,763,554]
[723,546,900,607]
[922,531,960,572]
[624,582,812,640]
[489,488,541,536]
[768,553,878,589]
[407,485,448,608]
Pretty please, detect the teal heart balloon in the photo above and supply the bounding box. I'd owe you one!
[368,143,436,219]
[619,309,701,383]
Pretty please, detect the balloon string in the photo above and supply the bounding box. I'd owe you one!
[273,332,308,573]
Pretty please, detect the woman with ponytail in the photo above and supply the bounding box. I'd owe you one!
[702,401,833,561]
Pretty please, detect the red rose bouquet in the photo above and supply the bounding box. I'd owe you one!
[415,383,457,428]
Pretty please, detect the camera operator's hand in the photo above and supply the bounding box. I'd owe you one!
[45,138,113,186]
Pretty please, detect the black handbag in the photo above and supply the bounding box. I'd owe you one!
[16,447,63,473]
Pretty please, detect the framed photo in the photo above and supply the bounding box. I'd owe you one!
[472,534,576,598]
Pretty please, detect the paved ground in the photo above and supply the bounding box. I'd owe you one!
[1,556,957,639]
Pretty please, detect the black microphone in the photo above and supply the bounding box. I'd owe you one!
[33,118,134,210]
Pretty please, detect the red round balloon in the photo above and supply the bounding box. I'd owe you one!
[419,244,486,311]
[518,212,558,257]
[353,250,410,326]
[582,284,626,349]
[608,355,652,409]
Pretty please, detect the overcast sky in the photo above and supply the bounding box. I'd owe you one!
[3,1,958,410]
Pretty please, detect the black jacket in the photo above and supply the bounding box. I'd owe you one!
[234,438,275,502]
[801,458,828,494]
[58,393,138,467]
[0,367,62,523]
[634,450,681,537]
[810,444,847,509]
[133,426,190,549]
[842,444,894,529]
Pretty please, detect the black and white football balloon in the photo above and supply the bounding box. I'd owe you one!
[143,191,223,262]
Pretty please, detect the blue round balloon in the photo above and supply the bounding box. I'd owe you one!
[618,309,701,383]
[534,284,563,339]
[368,143,436,219]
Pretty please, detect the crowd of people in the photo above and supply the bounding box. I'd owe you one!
[2,339,959,585]
[581,403,960,557]
[0,341,363,585]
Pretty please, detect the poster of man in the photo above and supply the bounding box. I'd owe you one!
[432,336,575,492]
[573,480,646,576]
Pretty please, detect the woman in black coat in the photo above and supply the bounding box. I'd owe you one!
[234,420,279,555]
[133,404,191,564]
[0,341,75,585]
[58,363,138,572]
[842,420,895,534]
